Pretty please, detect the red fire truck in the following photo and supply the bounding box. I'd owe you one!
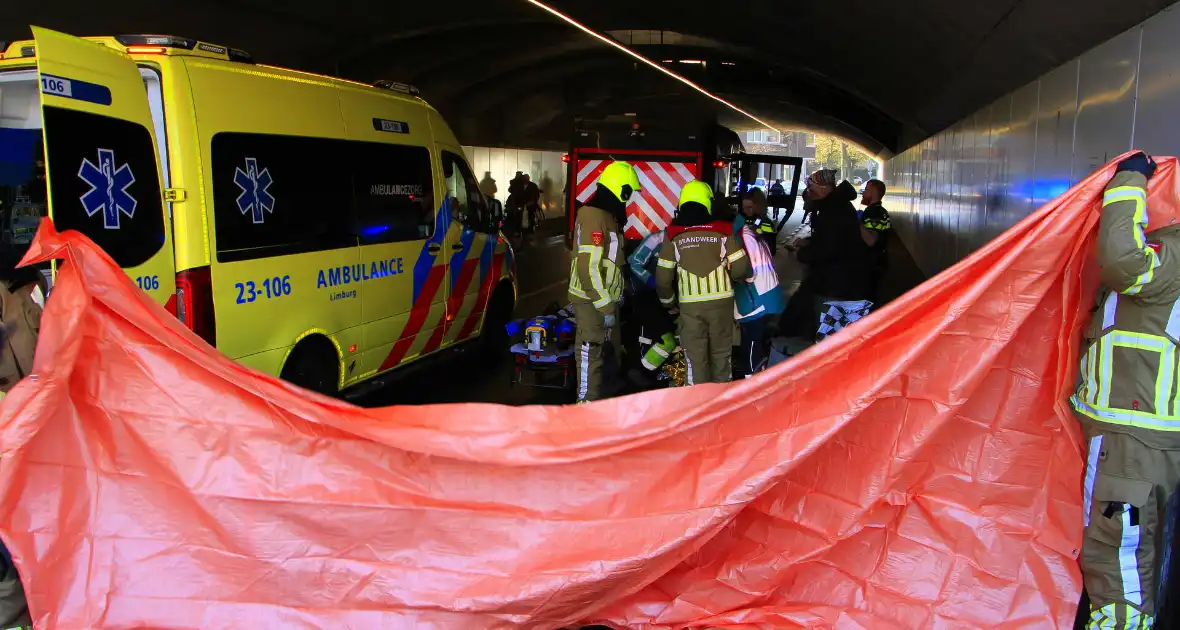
[564,120,741,244]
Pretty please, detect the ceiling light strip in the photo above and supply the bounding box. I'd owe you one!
[524,0,777,131]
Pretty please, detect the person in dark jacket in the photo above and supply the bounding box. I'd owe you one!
[793,170,874,339]
[0,250,40,630]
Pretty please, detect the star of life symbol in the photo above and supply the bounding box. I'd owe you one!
[78,148,136,230]
[233,157,275,223]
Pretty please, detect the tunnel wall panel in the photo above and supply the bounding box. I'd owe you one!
[1133,6,1180,157]
[1032,61,1079,210]
[985,95,1014,245]
[886,7,1180,276]
[1072,28,1141,183]
[461,146,568,219]
[1006,82,1040,229]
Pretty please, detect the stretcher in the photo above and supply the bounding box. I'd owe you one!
[506,307,577,390]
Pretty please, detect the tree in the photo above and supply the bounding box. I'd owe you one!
[810,134,871,179]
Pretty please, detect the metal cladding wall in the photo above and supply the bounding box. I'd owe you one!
[462,147,568,219]
[885,5,1180,277]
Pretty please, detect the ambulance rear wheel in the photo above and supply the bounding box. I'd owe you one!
[481,285,514,361]
[281,338,340,397]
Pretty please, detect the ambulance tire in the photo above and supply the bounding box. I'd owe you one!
[481,284,514,362]
[281,337,340,397]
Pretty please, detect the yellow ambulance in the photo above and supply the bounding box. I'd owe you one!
[0,27,516,394]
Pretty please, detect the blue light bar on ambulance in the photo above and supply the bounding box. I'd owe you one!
[373,80,421,97]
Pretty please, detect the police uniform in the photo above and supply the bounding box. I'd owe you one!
[655,181,751,384]
[861,201,891,302]
[568,162,639,402]
[1071,155,1180,630]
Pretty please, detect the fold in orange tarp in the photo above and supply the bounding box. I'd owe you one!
[2,154,1177,629]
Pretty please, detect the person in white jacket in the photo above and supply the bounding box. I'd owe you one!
[733,193,784,377]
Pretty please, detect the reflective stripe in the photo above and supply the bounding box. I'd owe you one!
[1103,332,1175,414]
[588,246,608,299]
[659,295,676,306]
[1124,250,1159,296]
[685,355,695,385]
[1167,298,1180,340]
[726,249,746,264]
[651,344,670,359]
[657,258,677,269]
[1072,396,1180,430]
[1087,346,1099,406]
[675,265,735,303]
[680,291,734,303]
[1120,507,1143,607]
[1088,603,1118,630]
[1127,607,1142,630]
[1104,186,1156,297]
[1083,435,1103,527]
[1161,343,1177,417]
[1104,186,1149,248]
[641,355,660,371]
[1103,292,1119,330]
[577,342,590,401]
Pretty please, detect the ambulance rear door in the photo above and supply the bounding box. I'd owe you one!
[32,26,175,306]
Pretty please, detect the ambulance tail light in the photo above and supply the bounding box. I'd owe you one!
[176,266,216,347]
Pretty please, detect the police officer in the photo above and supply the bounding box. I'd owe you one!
[655,180,751,384]
[568,161,640,403]
[1071,152,1179,630]
[859,179,892,303]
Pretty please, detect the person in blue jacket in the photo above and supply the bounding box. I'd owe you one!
[733,188,785,376]
[626,229,678,386]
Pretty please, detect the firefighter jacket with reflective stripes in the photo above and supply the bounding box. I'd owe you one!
[655,223,752,306]
[1071,171,1180,449]
[568,204,624,311]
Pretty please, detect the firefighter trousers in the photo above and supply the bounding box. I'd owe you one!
[678,301,735,385]
[573,302,619,402]
[1080,420,1180,629]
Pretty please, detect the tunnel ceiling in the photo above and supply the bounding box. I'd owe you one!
[4,0,1178,155]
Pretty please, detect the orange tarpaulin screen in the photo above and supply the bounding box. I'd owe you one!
[2,154,1178,629]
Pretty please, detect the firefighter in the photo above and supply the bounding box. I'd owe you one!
[1071,152,1179,630]
[568,161,640,403]
[655,180,751,384]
